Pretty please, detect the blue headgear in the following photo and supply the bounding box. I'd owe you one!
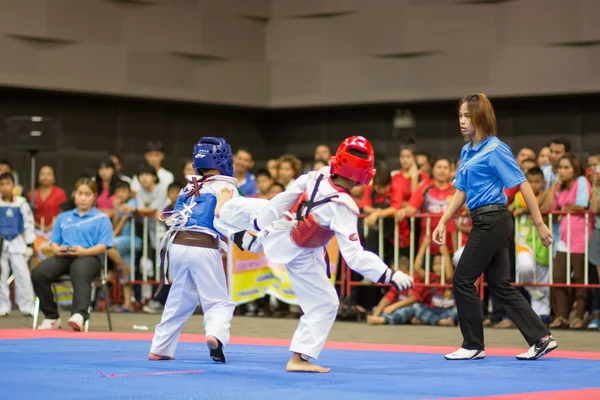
[192,137,234,177]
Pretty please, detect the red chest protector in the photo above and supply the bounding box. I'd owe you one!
[289,174,339,248]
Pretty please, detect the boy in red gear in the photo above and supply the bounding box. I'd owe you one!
[217,136,412,373]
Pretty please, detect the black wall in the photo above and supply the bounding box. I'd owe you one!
[1,88,600,193]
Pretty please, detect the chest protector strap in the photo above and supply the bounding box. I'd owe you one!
[290,174,339,248]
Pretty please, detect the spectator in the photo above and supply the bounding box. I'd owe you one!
[396,158,455,255]
[415,151,432,176]
[312,158,328,172]
[31,178,114,331]
[0,160,23,196]
[453,206,472,252]
[366,257,420,325]
[390,145,429,253]
[162,181,183,216]
[112,180,140,312]
[28,165,67,231]
[512,167,551,320]
[108,152,131,184]
[233,149,257,197]
[520,158,537,174]
[543,153,593,329]
[94,159,120,216]
[131,141,174,194]
[266,159,279,183]
[267,182,284,199]
[411,237,457,327]
[183,160,195,179]
[541,138,570,189]
[314,144,332,164]
[254,169,273,200]
[516,147,536,166]
[537,146,551,167]
[277,154,302,189]
[587,154,600,329]
[449,158,459,181]
[362,167,395,265]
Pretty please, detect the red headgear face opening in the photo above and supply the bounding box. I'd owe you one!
[329,136,376,185]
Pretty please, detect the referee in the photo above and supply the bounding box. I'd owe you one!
[432,94,556,361]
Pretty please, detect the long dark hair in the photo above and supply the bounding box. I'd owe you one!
[558,153,583,191]
[95,159,120,197]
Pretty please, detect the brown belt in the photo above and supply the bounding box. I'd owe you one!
[155,231,220,296]
[172,230,219,249]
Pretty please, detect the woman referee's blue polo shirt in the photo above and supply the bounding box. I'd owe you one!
[50,207,114,249]
[453,137,526,210]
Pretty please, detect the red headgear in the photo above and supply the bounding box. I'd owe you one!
[329,136,376,186]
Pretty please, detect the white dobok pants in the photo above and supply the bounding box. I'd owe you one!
[150,244,234,358]
[0,251,35,315]
[286,247,339,360]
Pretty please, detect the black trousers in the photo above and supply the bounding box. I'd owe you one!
[454,210,549,350]
[31,255,102,320]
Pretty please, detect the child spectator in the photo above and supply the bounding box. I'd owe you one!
[362,167,395,265]
[254,169,273,200]
[29,165,67,232]
[112,181,140,311]
[411,237,457,327]
[162,182,184,216]
[267,182,285,200]
[366,257,419,325]
[513,167,551,320]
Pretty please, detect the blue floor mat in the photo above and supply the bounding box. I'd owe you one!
[0,338,598,400]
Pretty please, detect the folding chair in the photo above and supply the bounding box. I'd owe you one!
[32,253,113,331]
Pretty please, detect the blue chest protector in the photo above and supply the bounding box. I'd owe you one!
[0,206,24,240]
[173,192,217,232]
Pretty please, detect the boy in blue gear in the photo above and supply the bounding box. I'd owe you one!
[0,173,35,316]
[148,137,240,363]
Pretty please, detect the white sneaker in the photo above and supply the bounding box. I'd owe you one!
[516,336,557,360]
[445,348,486,360]
[38,318,62,330]
[68,313,84,332]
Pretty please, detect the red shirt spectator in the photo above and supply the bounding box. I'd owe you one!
[408,180,455,254]
[390,171,429,248]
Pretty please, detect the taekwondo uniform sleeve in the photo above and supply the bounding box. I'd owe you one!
[330,204,388,283]
[21,201,35,245]
[255,173,311,230]
[212,184,243,239]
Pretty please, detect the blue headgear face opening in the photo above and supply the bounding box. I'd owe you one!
[192,137,234,177]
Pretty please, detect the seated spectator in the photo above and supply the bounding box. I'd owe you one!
[0,159,23,197]
[254,169,273,200]
[588,156,600,329]
[31,178,113,331]
[267,182,284,199]
[411,237,457,327]
[366,257,420,325]
[29,165,67,231]
[94,159,120,217]
[277,154,302,189]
